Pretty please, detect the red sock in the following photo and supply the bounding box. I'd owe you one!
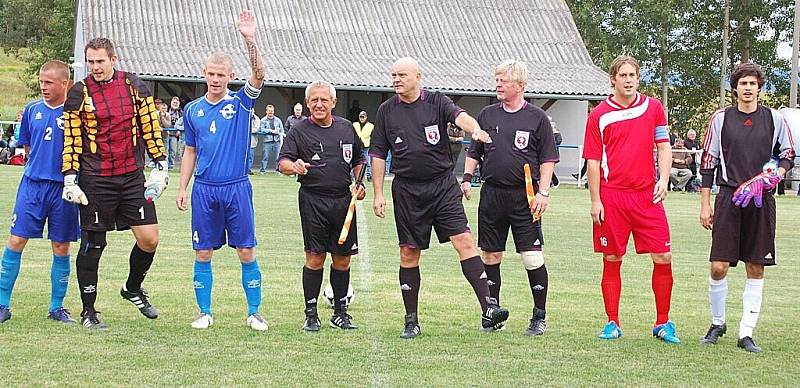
[601,259,622,325]
[652,262,673,326]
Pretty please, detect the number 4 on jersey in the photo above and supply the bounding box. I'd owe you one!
[209,121,217,134]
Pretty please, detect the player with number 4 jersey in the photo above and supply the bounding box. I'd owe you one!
[0,61,80,325]
[177,9,268,332]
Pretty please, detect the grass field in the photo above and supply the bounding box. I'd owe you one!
[0,166,797,386]
[0,50,30,121]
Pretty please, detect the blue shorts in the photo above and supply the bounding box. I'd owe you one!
[10,177,80,242]
[191,178,257,250]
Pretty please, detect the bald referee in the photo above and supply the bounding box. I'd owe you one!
[370,57,508,339]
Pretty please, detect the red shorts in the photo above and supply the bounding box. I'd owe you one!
[593,188,671,256]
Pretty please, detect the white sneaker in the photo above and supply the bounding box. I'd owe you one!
[191,313,213,329]
[247,313,268,331]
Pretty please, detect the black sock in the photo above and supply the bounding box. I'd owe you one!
[399,266,420,315]
[302,266,323,311]
[76,243,103,312]
[484,263,501,304]
[126,244,155,293]
[460,256,491,311]
[330,266,350,313]
[527,265,548,311]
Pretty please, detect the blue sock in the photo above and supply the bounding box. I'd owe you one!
[49,254,71,312]
[241,260,262,316]
[193,260,213,315]
[0,247,22,308]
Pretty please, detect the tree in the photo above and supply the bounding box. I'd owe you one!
[0,0,75,94]
[566,0,794,136]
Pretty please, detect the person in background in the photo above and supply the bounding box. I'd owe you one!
[354,110,374,180]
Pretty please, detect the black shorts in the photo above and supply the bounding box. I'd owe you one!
[298,188,358,256]
[478,184,543,253]
[391,173,469,250]
[78,171,158,231]
[710,187,776,266]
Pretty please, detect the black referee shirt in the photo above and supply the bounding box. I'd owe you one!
[467,102,560,187]
[279,116,365,196]
[370,90,464,180]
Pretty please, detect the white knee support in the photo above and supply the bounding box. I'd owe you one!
[521,251,544,270]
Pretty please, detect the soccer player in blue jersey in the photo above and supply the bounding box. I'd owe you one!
[176,9,268,331]
[0,60,80,324]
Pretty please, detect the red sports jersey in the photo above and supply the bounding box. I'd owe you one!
[583,93,670,191]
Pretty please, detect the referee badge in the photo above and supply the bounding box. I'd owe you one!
[515,130,529,150]
[424,125,440,145]
[342,143,353,163]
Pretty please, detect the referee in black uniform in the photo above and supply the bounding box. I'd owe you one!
[699,63,795,352]
[370,57,508,339]
[462,60,559,336]
[279,80,366,332]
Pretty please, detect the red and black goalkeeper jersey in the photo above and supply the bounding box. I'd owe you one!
[63,70,165,177]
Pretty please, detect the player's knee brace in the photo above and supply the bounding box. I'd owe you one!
[521,251,545,270]
[78,231,107,267]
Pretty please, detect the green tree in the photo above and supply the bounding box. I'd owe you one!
[0,0,75,94]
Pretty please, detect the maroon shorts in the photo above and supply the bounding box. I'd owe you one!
[592,188,671,257]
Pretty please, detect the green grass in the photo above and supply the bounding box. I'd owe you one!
[0,166,797,386]
[0,50,31,121]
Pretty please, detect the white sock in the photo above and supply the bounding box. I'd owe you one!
[708,276,727,326]
[739,278,764,339]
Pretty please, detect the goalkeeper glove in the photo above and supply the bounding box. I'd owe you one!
[732,170,781,208]
[144,160,169,202]
[62,174,88,205]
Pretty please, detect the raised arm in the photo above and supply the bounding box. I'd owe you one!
[237,9,265,88]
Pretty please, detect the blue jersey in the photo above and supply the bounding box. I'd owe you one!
[184,84,260,183]
[17,100,65,182]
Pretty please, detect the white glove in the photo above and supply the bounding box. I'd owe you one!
[62,174,88,205]
[144,160,169,201]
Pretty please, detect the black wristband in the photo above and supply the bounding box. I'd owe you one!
[462,173,473,184]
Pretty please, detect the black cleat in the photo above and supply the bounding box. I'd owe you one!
[400,312,421,339]
[120,286,159,319]
[303,307,321,332]
[524,308,547,336]
[481,300,510,329]
[737,336,763,353]
[700,323,727,345]
[330,309,358,330]
[80,309,108,330]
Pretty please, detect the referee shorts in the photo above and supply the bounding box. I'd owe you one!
[478,183,542,253]
[391,173,469,250]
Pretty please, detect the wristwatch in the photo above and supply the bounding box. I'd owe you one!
[539,190,550,197]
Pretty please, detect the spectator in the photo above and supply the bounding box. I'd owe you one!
[447,122,465,164]
[353,110,373,180]
[670,138,693,191]
[683,128,701,192]
[285,102,306,136]
[167,96,183,168]
[157,102,177,169]
[258,104,283,174]
[549,115,562,188]
[247,112,261,174]
[3,110,23,150]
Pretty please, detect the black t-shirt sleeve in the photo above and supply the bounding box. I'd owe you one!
[279,128,300,162]
[370,105,389,160]
[439,94,464,126]
[467,108,487,160]
[352,127,365,166]
[536,115,559,164]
